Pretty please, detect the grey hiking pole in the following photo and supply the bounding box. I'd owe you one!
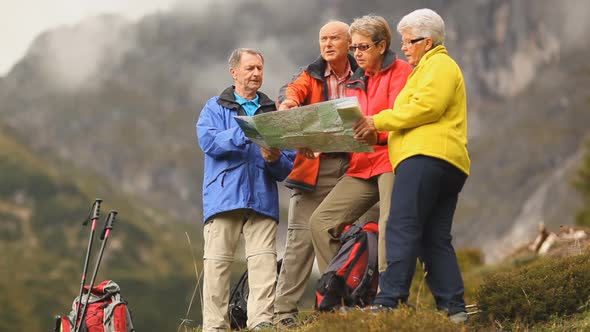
[466,303,481,316]
[75,210,117,332]
[71,198,102,328]
[53,315,61,332]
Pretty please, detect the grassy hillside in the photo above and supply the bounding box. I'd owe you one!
[0,126,203,331]
[194,245,590,332]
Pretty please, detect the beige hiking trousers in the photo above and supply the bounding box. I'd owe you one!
[202,209,277,332]
[274,156,348,322]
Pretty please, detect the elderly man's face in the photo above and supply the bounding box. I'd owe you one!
[231,53,263,94]
[319,22,350,64]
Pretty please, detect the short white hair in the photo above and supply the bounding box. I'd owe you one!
[397,8,445,46]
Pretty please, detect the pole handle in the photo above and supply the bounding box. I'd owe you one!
[83,199,103,226]
[53,315,61,332]
[90,198,102,220]
[100,210,117,240]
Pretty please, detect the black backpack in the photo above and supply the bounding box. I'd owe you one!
[315,222,379,311]
[228,259,282,330]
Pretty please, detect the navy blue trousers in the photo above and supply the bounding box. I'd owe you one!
[374,155,467,314]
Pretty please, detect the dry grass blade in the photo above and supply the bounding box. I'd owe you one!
[176,232,204,332]
[415,261,428,309]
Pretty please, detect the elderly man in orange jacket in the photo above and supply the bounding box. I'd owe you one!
[274,20,361,329]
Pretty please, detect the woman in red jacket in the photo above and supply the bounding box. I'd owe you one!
[310,15,412,274]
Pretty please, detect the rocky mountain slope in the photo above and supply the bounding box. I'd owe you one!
[0,0,588,266]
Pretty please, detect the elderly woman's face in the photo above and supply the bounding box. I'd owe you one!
[351,33,385,74]
[400,29,431,66]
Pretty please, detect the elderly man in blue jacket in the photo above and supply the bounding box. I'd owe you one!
[196,47,294,332]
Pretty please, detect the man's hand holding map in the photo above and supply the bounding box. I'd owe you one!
[234,97,373,153]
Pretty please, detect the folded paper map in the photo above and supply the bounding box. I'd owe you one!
[234,97,373,153]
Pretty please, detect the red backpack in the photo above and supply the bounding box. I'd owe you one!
[315,222,379,311]
[59,280,135,332]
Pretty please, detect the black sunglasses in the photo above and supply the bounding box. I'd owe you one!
[349,40,382,52]
[401,37,426,47]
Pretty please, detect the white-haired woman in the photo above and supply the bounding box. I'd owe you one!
[353,8,470,323]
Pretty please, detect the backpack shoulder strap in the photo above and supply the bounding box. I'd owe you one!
[229,268,249,305]
[348,230,378,303]
[103,292,136,332]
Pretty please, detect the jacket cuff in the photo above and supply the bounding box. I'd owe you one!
[376,131,388,145]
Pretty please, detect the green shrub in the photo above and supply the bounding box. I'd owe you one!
[573,138,590,228]
[475,252,590,324]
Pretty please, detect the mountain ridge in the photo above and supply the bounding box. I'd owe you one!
[0,0,589,276]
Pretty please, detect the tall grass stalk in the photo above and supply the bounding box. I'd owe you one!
[415,261,428,309]
[177,232,204,332]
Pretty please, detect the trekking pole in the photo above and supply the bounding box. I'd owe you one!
[466,303,481,316]
[75,210,117,332]
[72,198,102,328]
[53,315,61,332]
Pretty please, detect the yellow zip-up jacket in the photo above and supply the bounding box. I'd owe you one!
[373,45,470,176]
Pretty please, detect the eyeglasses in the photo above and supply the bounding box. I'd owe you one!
[349,40,381,52]
[401,37,426,47]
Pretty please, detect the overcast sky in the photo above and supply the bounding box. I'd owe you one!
[0,0,180,75]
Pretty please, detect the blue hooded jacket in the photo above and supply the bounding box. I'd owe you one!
[196,86,295,222]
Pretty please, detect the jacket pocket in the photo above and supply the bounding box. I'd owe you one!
[205,161,246,188]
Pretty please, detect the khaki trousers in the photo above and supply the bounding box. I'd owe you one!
[202,209,277,332]
[310,173,394,274]
[274,156,348,321]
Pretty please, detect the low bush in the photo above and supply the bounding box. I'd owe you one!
[475,252,590,324]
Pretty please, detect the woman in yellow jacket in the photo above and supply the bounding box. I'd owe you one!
[353,8,470,323]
